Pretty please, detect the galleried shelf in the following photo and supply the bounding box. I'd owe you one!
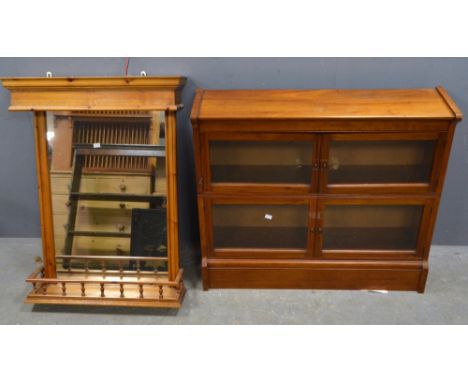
[1,76,186,308]
[191,87,462,292]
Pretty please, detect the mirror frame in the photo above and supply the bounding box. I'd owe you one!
[1,76,186,281]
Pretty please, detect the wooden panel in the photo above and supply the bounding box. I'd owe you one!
[34,112,56,277]
[166,111,179,280]
[197,119,453,133]
[435,86,463,120]
[2,76,186,111]
[26,293,183,309]
[191,88,458,120]
[206,267,423,291]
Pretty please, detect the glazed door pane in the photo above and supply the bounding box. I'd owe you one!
[209,140,314,184]
[327,139,436,184]
[322,204,424,251]
[212,204,309,249]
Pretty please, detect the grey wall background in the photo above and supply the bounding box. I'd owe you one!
[1,58,467,264]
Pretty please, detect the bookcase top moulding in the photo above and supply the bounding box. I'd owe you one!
[0,76,186,111]
[191,86,462,121]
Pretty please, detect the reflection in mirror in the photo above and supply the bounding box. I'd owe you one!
[46,111,168,274]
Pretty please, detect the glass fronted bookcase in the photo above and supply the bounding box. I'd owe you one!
[191,87,462,292]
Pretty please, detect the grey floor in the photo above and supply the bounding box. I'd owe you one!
[1,238,467,324]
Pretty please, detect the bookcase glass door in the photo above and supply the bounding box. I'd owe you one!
[211,203,309,250]
[326,138,437,186]
[208,138,315,186]
[321,204,424,252]
[46,111,169,272]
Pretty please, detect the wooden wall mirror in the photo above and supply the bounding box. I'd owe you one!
[1,76,186,308]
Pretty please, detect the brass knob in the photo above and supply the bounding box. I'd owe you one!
[117,224,125,232]
[119,184,127,192]
[310,227,323,233]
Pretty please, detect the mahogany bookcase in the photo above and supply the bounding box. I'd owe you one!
[191,87,462,292]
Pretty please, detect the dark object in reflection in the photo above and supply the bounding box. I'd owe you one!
[130,208,168,271]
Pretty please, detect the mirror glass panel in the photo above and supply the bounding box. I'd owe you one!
[46,111,168,272]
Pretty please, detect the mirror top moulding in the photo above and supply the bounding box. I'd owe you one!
[0,76,186,112]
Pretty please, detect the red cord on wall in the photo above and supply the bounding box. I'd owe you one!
[124,58,130,76]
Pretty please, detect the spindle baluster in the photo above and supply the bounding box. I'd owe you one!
[81,282,86,297]
[139,284,144,298]
[159,285,164,300]
[179,281,185,296]
[119,261,123,279]
[136,260,141,277]
[120,283,124,298]
[100,283,105,297]
[61,282,67,296]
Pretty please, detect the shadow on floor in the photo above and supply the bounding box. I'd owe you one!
[31,304,181,317]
